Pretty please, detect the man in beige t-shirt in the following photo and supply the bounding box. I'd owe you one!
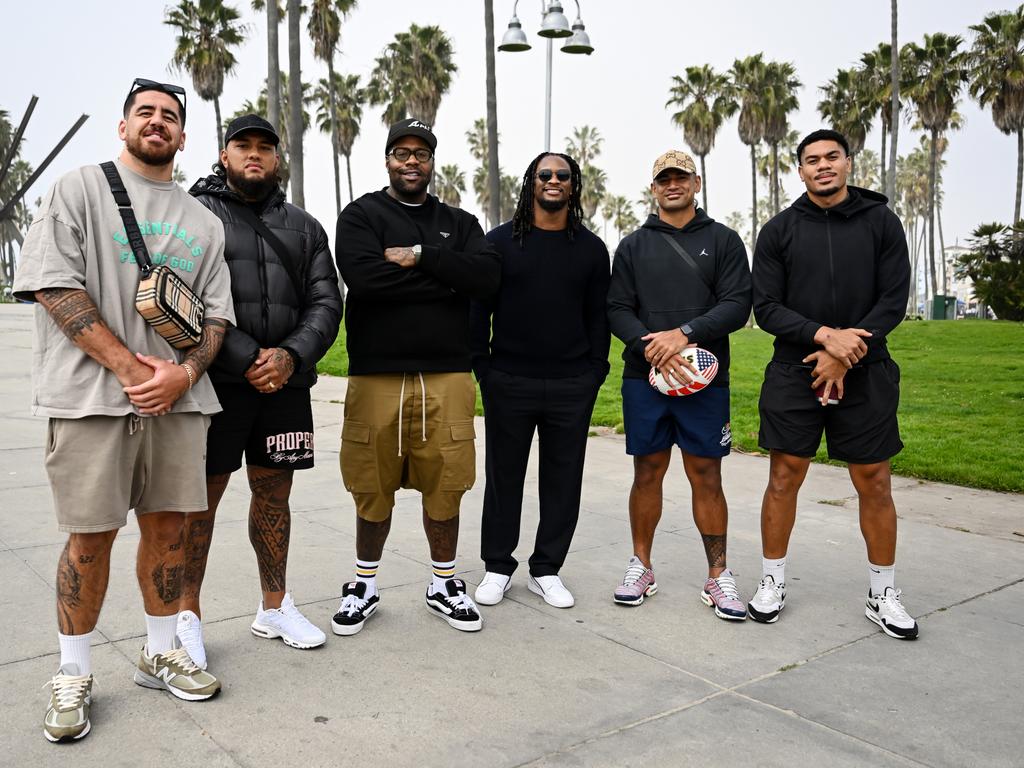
[13,79,234,743]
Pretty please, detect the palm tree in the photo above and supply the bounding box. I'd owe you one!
[567,126,606,227]
[887,0,900,206]
[467,118,499,227]
[600,194,639,244]
[730,54,768,245]
[565,125,602,167]
[314,72,364,204]
[435,164,466,207]
[969,5,1024,225]
[308,0,357,216]
[165,0,245,149]
[580,165,607,229]
[499,172,519,222]
[231,70,311,189]
[818,67,873,182]
[756,129,798,198]
[903,32,968,299]
[252,0,283,131]
[762,60,801,215]
[638,187,658,216]
[666,64,737,212]
[367,25,457,126]
[860,43,898,192]
[286,0,304,207]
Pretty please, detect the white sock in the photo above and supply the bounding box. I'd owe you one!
[145,613,179,655]
[868,562,895,597]
[355,558,379,597]
[431,559,456,594]
[762,556,786,586]
[58,631,93,676]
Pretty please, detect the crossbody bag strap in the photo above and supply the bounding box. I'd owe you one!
[229,201,305,307]
[100,161,153,277]
[657,231,714,296]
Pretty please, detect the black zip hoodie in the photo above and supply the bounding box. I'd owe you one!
[607,209,752,383]
[752,186,910,366]
[335,189,501,375]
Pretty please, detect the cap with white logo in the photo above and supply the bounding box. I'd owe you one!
[386,118,437,153]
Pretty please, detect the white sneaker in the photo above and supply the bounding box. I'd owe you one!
[748,575,786,623]
[250,593,327,649]
[176,610,207,670]
[474,572,511,605]
[866,587,919,639]
[528,575,574,608]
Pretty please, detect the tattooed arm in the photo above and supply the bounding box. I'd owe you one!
[35,288,152,388]
[124,317,229,415]
[244,347,296,394]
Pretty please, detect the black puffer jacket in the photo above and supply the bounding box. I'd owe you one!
[189,174,343,388]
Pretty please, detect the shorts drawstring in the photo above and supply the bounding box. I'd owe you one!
[418,372,427,443]
[397,373,429,457]
[128,413,143,436]
[397,374,406,456]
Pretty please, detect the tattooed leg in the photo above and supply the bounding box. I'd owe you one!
[423,509,459,563]
[247,466,293,609]
[136,512,187,616]
[177,473,231,617]
[56,532,117,635]
[356,515,392,562]
[682,453,729,577]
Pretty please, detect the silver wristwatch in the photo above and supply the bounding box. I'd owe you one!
[411,244,422,264]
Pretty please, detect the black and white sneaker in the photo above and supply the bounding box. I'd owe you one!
[865,587,919,640]
[331,581,380,636]
[425,578,482,632]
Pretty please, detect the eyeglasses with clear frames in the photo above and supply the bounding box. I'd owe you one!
[388,147,434,163]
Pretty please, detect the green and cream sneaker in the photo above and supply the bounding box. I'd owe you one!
[134,642,221,701]
[44,664,93,743]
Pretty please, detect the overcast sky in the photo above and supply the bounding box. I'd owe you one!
[1,0,1013,251]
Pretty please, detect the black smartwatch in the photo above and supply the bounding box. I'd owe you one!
[679,323,694,340]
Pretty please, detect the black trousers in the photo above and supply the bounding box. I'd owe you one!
[479,369,600,577]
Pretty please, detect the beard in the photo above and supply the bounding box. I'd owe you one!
[226,165,281,201]
[125,129,178,167]
[537,195,568,212]
[388,167,431,200]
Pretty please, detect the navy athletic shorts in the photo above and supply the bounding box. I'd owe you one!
[206,383,315,474]
[621,377,732,458]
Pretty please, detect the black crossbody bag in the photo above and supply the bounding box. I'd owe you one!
[226,201,305,307]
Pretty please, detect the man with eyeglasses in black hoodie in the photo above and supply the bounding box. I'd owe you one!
[749,129,917,640]
[332,119,501,635]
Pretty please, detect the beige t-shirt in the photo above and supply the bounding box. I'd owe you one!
[13,159,235,418]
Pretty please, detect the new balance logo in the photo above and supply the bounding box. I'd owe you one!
[154,667,177,684]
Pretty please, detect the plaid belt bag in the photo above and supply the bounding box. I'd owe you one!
[100,162,205,349]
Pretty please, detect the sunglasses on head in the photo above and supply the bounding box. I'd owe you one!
[536,168,571,183]
[126,78,187,114]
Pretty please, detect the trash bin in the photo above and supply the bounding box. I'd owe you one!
[930,294,956,320]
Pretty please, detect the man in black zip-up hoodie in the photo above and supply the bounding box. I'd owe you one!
[176,115,343,665]
[607,150,752,620]
[333,119,501,636]
[749,129,917,640]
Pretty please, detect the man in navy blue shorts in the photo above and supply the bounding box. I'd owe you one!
[607,150,752,619]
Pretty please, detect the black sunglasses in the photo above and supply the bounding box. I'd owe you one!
[126,78,187,117]
[536,168,571,182]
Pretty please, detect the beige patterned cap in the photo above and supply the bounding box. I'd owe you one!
[652,150,698,180]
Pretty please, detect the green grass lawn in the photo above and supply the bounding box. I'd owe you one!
[320,320,1024,492]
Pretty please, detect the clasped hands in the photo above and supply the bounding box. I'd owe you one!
[642,328,698,387]
[806,326,873,406]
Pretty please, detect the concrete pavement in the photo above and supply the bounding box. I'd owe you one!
[1,303,1022,767]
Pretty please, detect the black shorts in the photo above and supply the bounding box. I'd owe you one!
[757,359,903,464]
[206,383,315,474]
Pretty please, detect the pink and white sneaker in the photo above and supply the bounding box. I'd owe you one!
[613,556,658,606]
[700,569,747,620]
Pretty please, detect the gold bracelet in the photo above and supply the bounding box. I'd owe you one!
[181,362,196,389]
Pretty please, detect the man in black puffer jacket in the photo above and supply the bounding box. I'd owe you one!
[176,114,343,665]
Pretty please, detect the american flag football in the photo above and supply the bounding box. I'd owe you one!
[648,346,719,397]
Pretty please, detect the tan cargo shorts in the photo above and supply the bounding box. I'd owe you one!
[340,372,477,522]
[45,413,211,533]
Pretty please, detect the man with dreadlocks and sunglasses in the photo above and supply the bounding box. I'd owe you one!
[470,152,610,609]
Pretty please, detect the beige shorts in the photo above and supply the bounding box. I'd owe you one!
[340,372,476,522]
[45,413,211,533]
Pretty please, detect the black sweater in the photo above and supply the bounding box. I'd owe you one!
[189,174,343,389]
[335,190,501,375]
[470,222,611,381]
[752,186,910,366]
[607,210,752,383]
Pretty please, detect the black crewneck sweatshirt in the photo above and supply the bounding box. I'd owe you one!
[470,222,611,380]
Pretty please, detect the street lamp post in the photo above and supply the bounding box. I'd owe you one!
[498,0,594,152]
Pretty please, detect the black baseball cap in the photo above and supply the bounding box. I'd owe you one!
[224,114,280,147]
[385,118,437,153]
